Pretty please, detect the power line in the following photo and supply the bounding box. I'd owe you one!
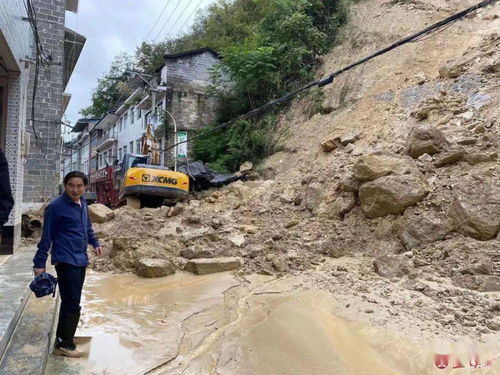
[145,1,171,41]
[163,0,499,152]
[176,0,205,36]
[153,0,183,43]
[163,0,195,38]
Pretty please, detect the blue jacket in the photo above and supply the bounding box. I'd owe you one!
[33,193,100,269]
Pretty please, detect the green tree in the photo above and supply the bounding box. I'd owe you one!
[79,52,134,118]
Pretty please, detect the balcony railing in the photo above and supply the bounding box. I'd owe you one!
[95,137,117,152]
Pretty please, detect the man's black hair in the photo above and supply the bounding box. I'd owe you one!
[63,171,88,186]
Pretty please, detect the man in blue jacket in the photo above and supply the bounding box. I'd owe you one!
[33,171,103,357]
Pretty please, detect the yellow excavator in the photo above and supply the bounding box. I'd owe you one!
[118,124,189,208]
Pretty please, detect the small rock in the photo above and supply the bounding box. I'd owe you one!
[321,139,338,152]
[186,216,201,224]
[284,220,300,229]
[352,154,407,182]
[462,111,474,121]
[135,258,175,278]
[463,152,498,165]
[373,255,411,278]
[417,153,433,163]
[340,130,362,146]
[89,204,115,224]
[407,124,449,158]
[338,174,361,192]
[486,321,500,331]
[364,309,374,314]
[228,233,246,248]
[455,137,477,145]
[413,258,431,267]
[239,161,254,174]
[184,257,243,275]
[434,149,465,167]
[167,205,183,217]
[180,248,215,259]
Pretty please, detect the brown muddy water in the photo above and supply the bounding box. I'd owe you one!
[45,271,500,375]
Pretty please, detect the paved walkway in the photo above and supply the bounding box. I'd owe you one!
[0,247,36,358]
[0,247,58,375]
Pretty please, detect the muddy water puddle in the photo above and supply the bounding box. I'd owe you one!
[45,272,499,375]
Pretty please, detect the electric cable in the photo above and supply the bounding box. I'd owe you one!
[162,0,499,153]
[162,0,195,39]
[145,1,171,41]
[152,0,183,43]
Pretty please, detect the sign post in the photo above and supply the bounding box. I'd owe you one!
[176,131,188,171]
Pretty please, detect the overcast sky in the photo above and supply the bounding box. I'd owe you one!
[63,0,217,125]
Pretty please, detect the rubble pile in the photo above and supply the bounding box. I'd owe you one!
[87,0,499,341]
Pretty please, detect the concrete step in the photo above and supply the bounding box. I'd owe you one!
[0,292,58,375]
[0,248,37,360]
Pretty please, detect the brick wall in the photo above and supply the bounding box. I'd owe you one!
[164,51,219,85]
[23,0,66,207]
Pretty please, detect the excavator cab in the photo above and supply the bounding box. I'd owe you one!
[117,126,189,208]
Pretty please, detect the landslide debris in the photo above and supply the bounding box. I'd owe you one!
[88,0,500,343]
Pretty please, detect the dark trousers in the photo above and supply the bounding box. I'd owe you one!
[55,263,86,349]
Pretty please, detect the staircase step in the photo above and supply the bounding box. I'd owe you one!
[0,292,58,375]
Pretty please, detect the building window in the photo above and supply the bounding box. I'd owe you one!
[123,145,127,155]
[136,108,141,120]
[136,139,142,154]
[119,117,123,132]
[112,124,116,138]
[118,147,122,161]
[130,108,134,124]
[145,111,151,129]
[124,112,128,127]
[129,141,134,154]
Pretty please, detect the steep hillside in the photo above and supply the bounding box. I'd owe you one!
[93,0,499,347]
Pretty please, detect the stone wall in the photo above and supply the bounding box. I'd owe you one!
[164,51,219,85]
[23,0,66,207]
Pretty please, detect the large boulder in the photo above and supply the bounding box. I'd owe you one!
[359,175,429,218]
[352,154,407,182]
[89,203,114,223]
[135,258,175,278]
[184,257,243,275]
[407,124,449,158]
[400,212,453,250]
[373,255,412,278]
[449,177,500,240]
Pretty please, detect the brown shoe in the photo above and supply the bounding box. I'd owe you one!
[53,346,84,358]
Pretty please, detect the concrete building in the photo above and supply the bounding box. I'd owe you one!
[0,0,84,254]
